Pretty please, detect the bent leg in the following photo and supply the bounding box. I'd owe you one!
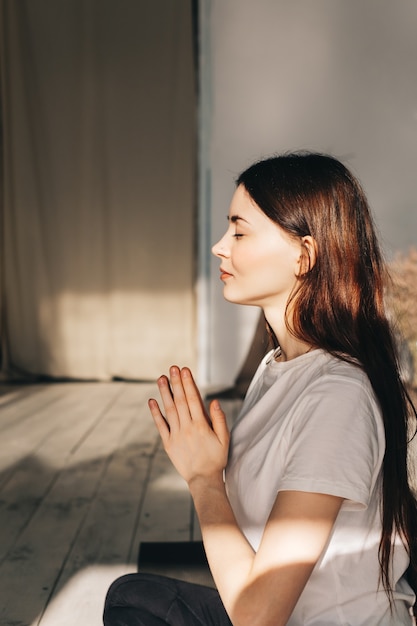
[103,572,232,626]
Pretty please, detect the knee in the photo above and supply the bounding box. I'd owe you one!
[104,574,140,626]
[103,573,176,626]
[104,573,139,611]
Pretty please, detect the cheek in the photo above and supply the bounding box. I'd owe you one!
[241,246,287,272]
[234,241,275,267]
[252,249,298,286]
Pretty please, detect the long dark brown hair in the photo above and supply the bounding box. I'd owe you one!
[237,152,417,606]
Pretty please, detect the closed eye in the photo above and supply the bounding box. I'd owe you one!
[233,233,244,239]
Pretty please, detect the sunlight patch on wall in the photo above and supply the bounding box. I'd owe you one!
[32,289,196,380]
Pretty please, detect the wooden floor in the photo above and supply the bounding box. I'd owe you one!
[0,382,241,626]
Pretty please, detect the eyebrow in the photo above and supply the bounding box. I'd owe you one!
[227,214,249,224]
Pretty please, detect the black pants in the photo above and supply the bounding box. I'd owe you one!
[103,573,233,626]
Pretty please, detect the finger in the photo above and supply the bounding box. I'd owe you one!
[168,365,193,422]
[157,375,180,431]
[209,399,230,447]
[148,398,170,446]
[180,367,207,422]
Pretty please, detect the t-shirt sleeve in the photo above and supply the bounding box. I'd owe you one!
[278,375,384,509]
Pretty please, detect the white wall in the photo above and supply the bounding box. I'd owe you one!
[200,0,417,387]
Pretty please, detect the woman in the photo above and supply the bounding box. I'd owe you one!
[104,152,417,625]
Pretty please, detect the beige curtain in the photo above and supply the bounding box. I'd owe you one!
[0,0,196,380]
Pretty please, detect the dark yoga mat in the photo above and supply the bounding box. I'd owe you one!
[138,541,214,587]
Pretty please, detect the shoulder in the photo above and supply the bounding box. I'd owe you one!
[291,352,380,427]
[306,352,374,394]
[279,353,385,505]
[257,350,385,462]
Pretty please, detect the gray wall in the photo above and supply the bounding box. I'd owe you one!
[201,0,417,386]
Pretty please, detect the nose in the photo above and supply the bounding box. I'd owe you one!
[212,233,229,258]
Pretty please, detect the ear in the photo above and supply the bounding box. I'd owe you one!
[298,235,317,275]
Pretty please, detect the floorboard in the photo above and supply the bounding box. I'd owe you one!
[0,382,242,626]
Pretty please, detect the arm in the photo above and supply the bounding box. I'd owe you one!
[149,366,343,626]
[191,480,342,626]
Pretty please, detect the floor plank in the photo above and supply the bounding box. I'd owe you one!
[37,384,160,626]
[0,384,123,563]
[0,382,242,626]
[0,385,124,624]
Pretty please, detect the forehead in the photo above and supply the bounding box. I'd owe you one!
[228,185,261,218]
[228,185,273,227]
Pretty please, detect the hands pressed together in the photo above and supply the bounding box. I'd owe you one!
[148,366,230,485]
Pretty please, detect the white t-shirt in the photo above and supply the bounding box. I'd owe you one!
[225,349,415,625]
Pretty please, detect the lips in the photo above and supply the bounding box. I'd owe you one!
[219,267,233,280]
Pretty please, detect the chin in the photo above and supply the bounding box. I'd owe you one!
[222,290,242,304]
[223,291,255,307]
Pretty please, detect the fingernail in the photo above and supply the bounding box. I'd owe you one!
[170,366,179,377]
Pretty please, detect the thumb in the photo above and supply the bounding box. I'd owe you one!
[209,399,230,447]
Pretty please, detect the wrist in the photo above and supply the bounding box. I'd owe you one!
[188,471,225,497]
[188,471,234,529]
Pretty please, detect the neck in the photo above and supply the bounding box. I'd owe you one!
[264,307,313,362]
[274,336,314,362]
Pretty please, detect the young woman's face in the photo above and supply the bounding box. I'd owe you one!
[212,185,303,311]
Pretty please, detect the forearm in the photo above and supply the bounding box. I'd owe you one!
[189,474,261,624]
